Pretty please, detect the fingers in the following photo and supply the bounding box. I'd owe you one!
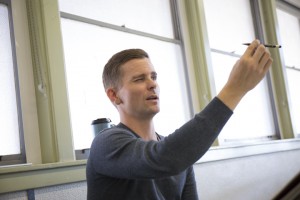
[263,57,273,72]
[254,45,273,74]
[244,40,260,57]
[253,45,265,60]
[245,39,273,72]
[258,50,272,71]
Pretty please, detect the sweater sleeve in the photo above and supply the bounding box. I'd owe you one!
[89,97,232,179]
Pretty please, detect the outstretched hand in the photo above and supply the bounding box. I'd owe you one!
[217,39,273,110]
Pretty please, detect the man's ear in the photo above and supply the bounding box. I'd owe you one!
[106,88,122,105]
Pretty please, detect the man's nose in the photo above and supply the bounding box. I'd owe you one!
[147,78,157,90]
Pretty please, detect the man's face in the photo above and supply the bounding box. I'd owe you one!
[116,58,160,120]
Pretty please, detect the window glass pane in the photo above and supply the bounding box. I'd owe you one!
[58,0,174,38]
[61,19,190,149]
[277,9,300,68]
[0,4,20,155]
[211,53,275,143]
[203,0,255,53]
[286,69,300,134]
[277,9,300,134]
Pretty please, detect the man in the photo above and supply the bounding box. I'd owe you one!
[86,40,273,199]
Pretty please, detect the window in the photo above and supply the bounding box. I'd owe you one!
[59,0,192,150]
[276,4,300,137]
[203,0,277,144]
[0,0,25,164]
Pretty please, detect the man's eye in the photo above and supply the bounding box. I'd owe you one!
[134,78,144,82]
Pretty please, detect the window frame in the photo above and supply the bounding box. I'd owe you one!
[60,0,194,157]
[179,0,298,147]
[277,0,300,18]
[259,0,295,139]
[202,0,281,144]
[276,0,300,137]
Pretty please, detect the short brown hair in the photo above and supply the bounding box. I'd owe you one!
[102,49,149,90]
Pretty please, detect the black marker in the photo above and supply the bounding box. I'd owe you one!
[243,43,281,48]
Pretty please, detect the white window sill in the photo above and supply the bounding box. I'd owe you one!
[0,160,86,193]
[197,138,300,163]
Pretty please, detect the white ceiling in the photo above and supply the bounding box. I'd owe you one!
[284,0,300,9]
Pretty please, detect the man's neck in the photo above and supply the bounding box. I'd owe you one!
[120,117,157,141]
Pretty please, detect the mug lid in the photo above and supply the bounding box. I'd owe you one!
[91,118,111,125]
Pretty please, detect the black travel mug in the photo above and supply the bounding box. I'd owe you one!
[91,118,111,137]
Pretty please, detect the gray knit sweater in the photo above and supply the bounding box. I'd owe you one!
[86,97,232,200]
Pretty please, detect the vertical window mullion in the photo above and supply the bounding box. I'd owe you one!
[251,0,281,139]
[259,0,295,139]
[26,0,75,163]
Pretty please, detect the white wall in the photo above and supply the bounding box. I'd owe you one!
[0,150,299,200]
[0,182,87,200]
[195,149,300,200]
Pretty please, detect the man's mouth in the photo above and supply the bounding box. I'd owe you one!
[146,95,159,100]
